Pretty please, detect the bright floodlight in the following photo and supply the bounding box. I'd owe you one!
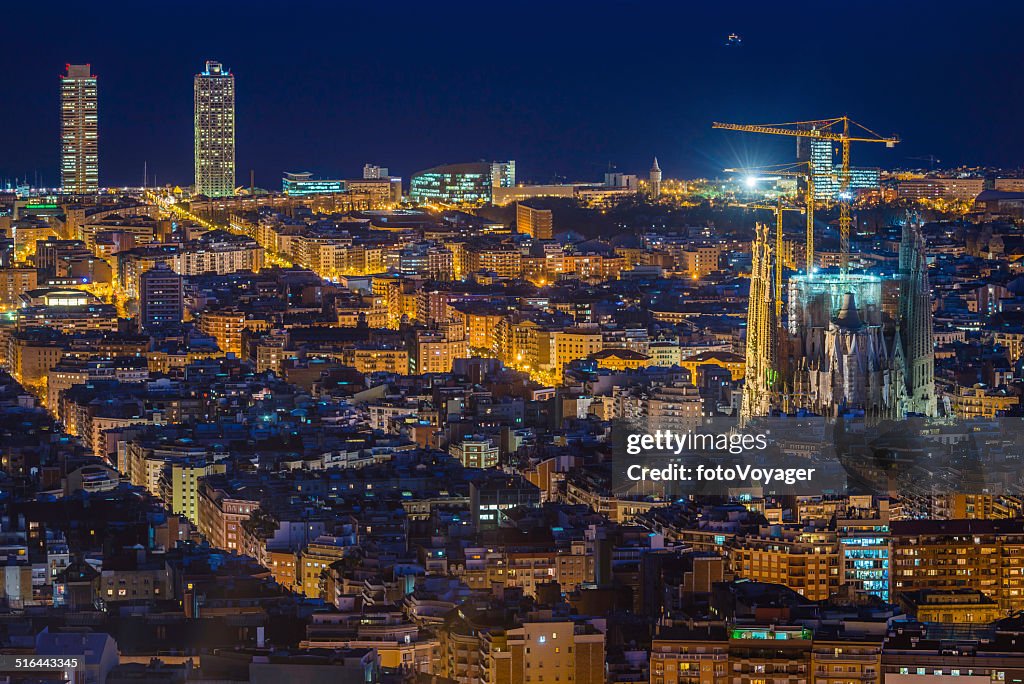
[744,176,757,189]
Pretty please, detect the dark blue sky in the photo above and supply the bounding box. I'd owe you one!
[2,0,1022,187]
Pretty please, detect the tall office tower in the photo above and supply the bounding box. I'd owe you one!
[516,203,553,240]
[60,64,99,193]
[139,263,183,331]
[649,157,662,197]
[363,164,388,179]
[798,138,880,201]
[804,138,837,201]
[194,61,235,197]
[898,215,937,416]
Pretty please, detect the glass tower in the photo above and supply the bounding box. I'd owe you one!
[810,139,838,201]
[799,138,879,201]
[60,64,99,193]
[194,61,235,197]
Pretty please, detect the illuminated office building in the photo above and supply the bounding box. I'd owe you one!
[449,436,499,469]
[60,64,99,193]
[493,160,515,188]
[282,172,344,196]
[849,167,881,192]
[409,161,515,205]
[194,61,235,197]
[796,138,837,201]
[797,138,880,201]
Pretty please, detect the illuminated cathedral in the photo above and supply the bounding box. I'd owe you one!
[742,216,936,420]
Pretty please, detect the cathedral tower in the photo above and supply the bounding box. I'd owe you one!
[741,223,777,421]
[898,215,937,416]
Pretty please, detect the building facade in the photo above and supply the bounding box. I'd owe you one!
[60,64,99,193]
[410,161,515,205]
[194,61,235,197]
[139,263,183,331]
[897,177,984,201]
[282,172,344,196]
[516,203,553,239]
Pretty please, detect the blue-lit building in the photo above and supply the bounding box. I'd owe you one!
[838,506,890,602]
[282,172,345,196]
[799,139,880,201]
[409,161,515,205]
[808,139,838,201]
[848,167,881,193]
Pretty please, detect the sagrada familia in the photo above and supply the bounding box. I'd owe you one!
[742,216,936,420]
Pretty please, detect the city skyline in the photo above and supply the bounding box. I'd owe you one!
[3,1,1024,187]
[6,4,1024,681]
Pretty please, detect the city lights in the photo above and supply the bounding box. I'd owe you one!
[0,6,1021,681]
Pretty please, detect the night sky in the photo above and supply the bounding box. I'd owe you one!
[2,0,1022,188]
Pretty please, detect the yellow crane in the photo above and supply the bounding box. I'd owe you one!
[725,162,816,271]
[714,117,899,274]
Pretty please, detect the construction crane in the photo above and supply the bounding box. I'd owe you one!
[725,162,817,272]
[907,154,941,171]
[748,198,804,319]
[713,117,899,274]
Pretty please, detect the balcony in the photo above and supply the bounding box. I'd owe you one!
[814,653,878,662]
[652,652,727,662]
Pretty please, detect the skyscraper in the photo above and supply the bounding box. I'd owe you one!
[796,138,838,202]
[798,138,880,202]
[194,60,235,197]
[60,64,99,193]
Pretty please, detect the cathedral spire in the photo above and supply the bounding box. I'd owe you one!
[898,212,937,417]
[741,222,777,421]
